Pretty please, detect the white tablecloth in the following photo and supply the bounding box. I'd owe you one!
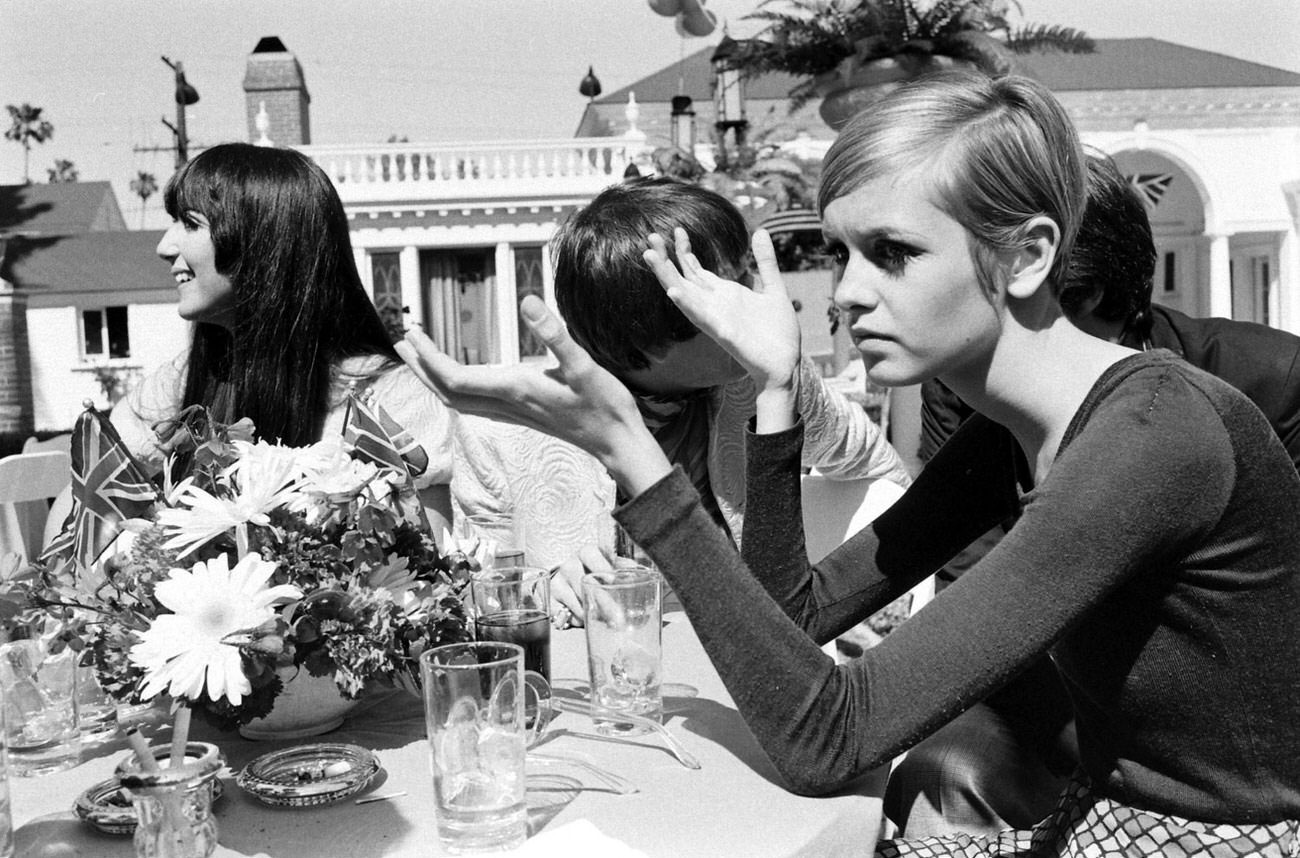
[10,612,886,857]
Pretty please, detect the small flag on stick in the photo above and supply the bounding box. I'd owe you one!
[42,402,161,569]
[343,389,429,479]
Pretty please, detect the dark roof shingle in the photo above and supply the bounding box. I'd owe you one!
[598,37,1300,105]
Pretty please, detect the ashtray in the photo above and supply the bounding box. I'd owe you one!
[74,777,226,835]
[237,742,380,807]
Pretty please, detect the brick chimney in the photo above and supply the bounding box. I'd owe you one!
[243,36,311,146]
[0,276,35,437]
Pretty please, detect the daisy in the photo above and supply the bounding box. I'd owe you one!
[158,442,303,558]
[130,552,301,707]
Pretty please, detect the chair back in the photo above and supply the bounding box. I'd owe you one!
[23,433,73,457]
[0,451,73,562]
[800,473,934,615]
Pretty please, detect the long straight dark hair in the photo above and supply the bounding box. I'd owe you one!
[163,143,397,446]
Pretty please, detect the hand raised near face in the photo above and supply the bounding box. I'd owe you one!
[642,227,801,396]
[395,295,672,496]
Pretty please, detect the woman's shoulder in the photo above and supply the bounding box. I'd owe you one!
[1068,350,1265,467]
[130,351,189,413]
[1091,350,1252,414]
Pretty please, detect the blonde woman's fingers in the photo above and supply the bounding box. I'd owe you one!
[750,229,788,300]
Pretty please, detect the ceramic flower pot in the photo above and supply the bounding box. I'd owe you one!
[815,56,964,131]
[238,669,361,741]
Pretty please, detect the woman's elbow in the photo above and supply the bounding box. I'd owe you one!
[769,747,887,797]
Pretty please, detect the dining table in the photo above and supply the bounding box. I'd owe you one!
[8,607,888,857]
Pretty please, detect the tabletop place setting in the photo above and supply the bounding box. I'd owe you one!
[0,477,771,858]
[0,397,886,858]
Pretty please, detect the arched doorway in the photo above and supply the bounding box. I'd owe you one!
[1110,150,1209,318]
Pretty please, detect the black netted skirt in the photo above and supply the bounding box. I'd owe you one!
[876,774,1299,858]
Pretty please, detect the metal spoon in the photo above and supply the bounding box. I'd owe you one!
[551,697,702,770]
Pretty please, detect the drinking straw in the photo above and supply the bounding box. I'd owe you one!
[170,706,191,768]
[124,726,161,773]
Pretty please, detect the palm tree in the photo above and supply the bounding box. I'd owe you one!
[46,159,78,183]
[5,103,54,184]
[129,171,158,229]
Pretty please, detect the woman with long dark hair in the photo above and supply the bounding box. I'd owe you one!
[114,143,453,527]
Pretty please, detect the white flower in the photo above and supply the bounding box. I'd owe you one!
[129,552,301,707]
[157,441,304,558]
[305,456,381,499]
[157,481,274,558]
[226,439,306,502]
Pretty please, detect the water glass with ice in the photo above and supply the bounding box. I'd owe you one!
[582,565,662,736]
[0,640,80,776]
[0,681,13,858]
[76,664,119,744]
[420,642,536,854]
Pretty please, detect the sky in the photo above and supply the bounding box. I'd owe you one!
[3,0,1299,230]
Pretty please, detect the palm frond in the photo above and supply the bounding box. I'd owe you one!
[937,30,1015,77]
[1005,24,1095,55]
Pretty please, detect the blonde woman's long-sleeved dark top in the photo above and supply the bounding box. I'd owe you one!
[615,351,1300,824]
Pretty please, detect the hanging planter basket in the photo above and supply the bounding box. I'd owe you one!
[815,56,965,131]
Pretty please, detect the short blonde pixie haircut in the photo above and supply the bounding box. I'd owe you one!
[817,70,1086,298]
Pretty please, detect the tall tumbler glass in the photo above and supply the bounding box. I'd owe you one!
[0,641,80,776]
[582,565,662,735]
[471,566,551,683]
[421,642,530,854]
[0,682,12,858]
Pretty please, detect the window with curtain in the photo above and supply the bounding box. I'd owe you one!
[514,246,546,360]
[81,306,130,359]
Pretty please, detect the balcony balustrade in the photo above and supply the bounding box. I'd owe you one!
[297,138,643,204]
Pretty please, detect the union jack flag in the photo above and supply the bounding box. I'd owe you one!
[343,388,429,479]
[41,404,161,569]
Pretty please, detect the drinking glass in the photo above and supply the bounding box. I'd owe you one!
[471,566,551,683]
[582,565,662,736]
[459,509,527,568]
[0,684,12,858]
[118,741,223,858]
[76,664,119,744]
[0,641,80,776]
[421,642,534,854]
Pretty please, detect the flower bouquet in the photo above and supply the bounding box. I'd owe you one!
[22,400,472,730]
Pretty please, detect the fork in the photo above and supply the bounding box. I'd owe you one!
[527,751,639,794]
[550,697,702,770]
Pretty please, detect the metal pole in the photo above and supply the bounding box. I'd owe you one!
[174,62,188,168]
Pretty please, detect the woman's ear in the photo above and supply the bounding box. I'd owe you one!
[1004,217,1060,300]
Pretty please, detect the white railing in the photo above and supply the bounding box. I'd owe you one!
[298,137,645,203]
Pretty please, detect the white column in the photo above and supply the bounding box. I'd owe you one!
[399,246,423,331]
[1281,181,1300,335]
[494,242,518,365]
[541,240,556,312]
[353,248,372,300]
[1207,233,1232,320]
[1279,229,1300,335]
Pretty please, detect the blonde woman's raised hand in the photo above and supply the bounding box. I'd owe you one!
[643,227,801,397]
[395,296,672,496]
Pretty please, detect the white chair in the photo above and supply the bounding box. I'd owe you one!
[23,433,72,457]
[0,451,73,562]
[801,472,935,614]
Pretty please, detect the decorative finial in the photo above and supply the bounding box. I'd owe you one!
[624,92,641,135]
[579,66,602,101]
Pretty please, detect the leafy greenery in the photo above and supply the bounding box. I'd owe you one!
[733,0,1094,110]
[7,410,472,731]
